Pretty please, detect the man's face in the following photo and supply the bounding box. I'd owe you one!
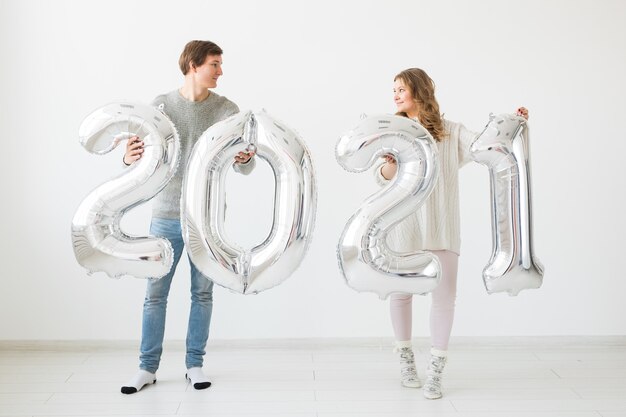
[193,55,223,88]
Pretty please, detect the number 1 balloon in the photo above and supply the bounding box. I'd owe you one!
[336,115,441,299]
[470,113,543,295]
[71,102,180,279]
[181,110,317,294]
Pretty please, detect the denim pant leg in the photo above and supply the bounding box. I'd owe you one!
[139,218,184,373]
[185,256,214,369]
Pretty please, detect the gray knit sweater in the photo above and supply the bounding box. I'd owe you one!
[151,90,253,219]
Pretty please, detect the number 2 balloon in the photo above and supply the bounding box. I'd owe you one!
[71,102,180,279]
[336,115,442,299]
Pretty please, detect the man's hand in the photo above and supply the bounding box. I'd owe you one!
[234,150,255,164]
[123,136,144,165]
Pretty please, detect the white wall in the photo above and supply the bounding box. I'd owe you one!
[1,0,624,340]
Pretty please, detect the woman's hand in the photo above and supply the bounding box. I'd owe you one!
[516,107,529,120]
[383,154,396,164]
[381,154,397,180]
[234,150,256,164]
[123,136,144,165]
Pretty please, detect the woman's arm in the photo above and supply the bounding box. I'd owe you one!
[458,107,529,167]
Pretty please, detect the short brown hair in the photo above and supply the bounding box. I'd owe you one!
[179,40,223,75]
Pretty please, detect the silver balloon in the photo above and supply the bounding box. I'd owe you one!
[470,113,543,295]
[336,115,441,299]
[71,102,180,278]
[181,110,316,294]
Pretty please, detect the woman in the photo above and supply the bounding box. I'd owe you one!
[378,68,528,399]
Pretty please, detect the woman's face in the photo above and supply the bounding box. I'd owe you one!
[393,79,417,115]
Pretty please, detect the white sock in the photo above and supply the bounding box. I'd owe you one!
[431,348,448,358]
[186,367,211,390]
[121,370,156,394]
[393,340,413,352]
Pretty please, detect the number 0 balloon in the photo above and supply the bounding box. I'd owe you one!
[336,115,441,299]
[470,113,544,295]
[71,102,180,279]
[181,110,317,294]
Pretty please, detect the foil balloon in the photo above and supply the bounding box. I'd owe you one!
[181,110,316,294]
[336,115,441,299]
[470,113,543,295]
[71,102,180,279]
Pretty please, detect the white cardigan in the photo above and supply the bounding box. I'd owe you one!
[375,119,478,255]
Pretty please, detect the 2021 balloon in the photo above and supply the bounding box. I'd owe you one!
[470,113,544,295]
[336,115,441,299]
[181,110,317,294]
[71,102,180,279]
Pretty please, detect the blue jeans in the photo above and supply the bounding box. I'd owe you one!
[139,218,214,373]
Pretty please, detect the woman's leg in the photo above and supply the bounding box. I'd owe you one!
[429,250,459,351]
[390,293,412,342]
[424,250,459,399]
[390,293,420,387]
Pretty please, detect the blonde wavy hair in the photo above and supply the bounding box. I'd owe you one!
[394,68,447,141]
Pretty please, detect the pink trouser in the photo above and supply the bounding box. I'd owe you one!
[390,250,459,350]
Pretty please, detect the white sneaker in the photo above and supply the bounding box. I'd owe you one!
[394,341,421,388]
[423,348,447,399]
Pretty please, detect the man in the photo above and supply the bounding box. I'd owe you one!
[121,40,254,394]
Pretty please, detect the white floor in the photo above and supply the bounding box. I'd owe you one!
[1,337,625,417]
